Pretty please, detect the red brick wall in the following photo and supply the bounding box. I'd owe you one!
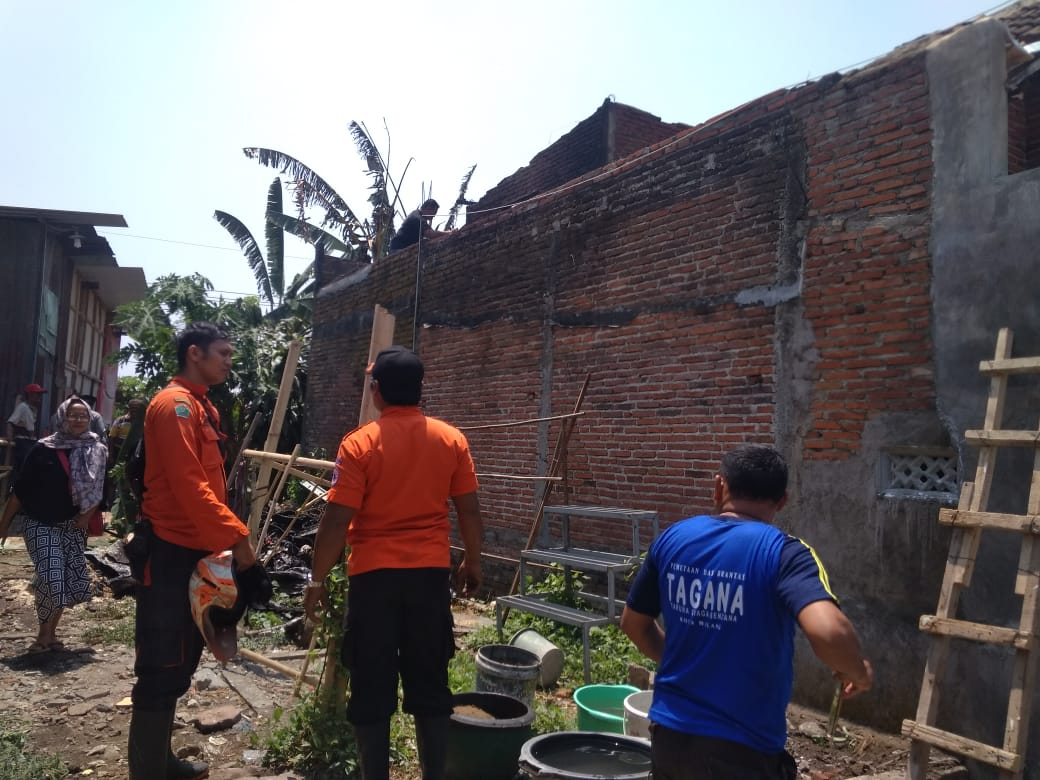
[312,110,799,588]
[309,52,938,588]
[468,100,687,221]
[797,56,935,460]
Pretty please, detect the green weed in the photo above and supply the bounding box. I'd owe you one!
[81,599,135,646]
[0,716,66,780]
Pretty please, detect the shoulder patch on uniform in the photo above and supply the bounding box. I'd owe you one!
[174,403,192,418]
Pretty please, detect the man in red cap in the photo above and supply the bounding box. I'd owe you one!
[7,383,45,481]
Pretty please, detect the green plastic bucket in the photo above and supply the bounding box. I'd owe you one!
[573,684,639,733]
[448,692,535,780]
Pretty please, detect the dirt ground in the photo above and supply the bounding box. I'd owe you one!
[0,536,966,780]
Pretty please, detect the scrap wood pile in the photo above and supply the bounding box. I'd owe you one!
[85,501,326,648]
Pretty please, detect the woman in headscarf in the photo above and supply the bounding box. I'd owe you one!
[0,396,107,653]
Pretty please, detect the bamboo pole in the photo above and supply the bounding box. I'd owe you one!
[245,450,556,483]
[248,340,303,538]
[505,374,591,605]
[242,449,334,470]
[227,412,262,486]
[238,647,319,688]
[255,444,301,559]
[459,412,585,432]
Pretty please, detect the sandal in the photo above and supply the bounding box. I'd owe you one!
[26,641,51,655]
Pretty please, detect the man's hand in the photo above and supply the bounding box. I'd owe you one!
[304,581,327,622]
[231,536,256,569]
[457,554,481,597]
[836,658,873,699]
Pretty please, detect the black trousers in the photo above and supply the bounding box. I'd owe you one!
[342,567,455,725]
[132,534,208,712]
[650,724,797,780]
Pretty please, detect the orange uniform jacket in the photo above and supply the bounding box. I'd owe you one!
[326,405,479,576]
[141,378,249,552]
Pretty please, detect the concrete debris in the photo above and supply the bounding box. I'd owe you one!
[192,704,243,734]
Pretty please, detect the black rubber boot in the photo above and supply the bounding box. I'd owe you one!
[128,707,173,780]
[414,715,450,780]
[167,748,209,779]
[352,720,391,780]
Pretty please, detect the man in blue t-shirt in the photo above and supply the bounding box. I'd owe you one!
[621,444,872,780]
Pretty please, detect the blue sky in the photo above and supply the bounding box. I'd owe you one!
[1,1,1008,301]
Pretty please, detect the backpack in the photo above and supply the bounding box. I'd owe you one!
[125,385,223,503]
[126,437,147,501]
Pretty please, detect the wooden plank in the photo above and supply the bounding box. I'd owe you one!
[902,721,1021,771]
[358,304,396,427]
[979,356,1040,376]
[248,340,303,537]
[965,430,1040,447]
[918,615,1033,649]
[939,508,1040,534]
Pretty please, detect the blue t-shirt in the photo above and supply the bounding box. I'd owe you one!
[626,515,837,754]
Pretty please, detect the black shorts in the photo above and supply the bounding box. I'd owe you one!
[650,723,797,780]
[342,567,455,724]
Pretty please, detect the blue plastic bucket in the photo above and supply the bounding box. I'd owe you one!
[573,684,639,733]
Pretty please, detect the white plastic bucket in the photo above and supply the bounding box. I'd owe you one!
[623,690,653,739]
[509,627,565,687]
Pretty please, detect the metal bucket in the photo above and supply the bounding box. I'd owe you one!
[509,627,565,687]
[475,644,540,708]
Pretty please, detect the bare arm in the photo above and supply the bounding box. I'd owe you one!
[452,491,483,596]
[303,501,355,621]
[621,606,664,664]
[798,600,873,698]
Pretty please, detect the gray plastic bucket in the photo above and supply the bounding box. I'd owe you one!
[510,627,565,687]
[474,644,540,708]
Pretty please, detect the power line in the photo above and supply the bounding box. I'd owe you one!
[97,229,314,261]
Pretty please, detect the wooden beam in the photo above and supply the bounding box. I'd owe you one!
[359,305,396,426]
[902,721,1021,772]
[939,509,1040,534]
[978,356,1040,376]
[964,430,1040,447]
[918,615,1034,649]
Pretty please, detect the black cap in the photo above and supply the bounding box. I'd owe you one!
[369,346,424,404]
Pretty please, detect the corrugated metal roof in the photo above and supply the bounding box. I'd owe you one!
[0,205,127,228]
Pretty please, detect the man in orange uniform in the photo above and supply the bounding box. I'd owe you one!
[129,322,257,780]
[305,346,484,780]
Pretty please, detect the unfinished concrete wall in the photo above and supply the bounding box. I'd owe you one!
[928,19,1040,777]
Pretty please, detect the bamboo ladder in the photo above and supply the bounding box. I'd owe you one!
[903,327,1040,779]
